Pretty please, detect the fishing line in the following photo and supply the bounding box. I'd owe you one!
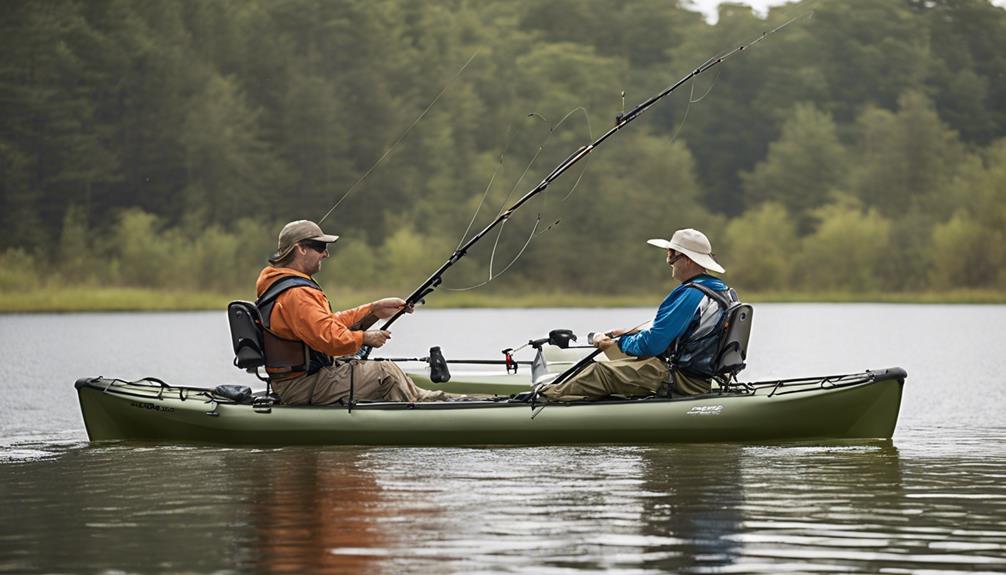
[496,107,590,218]
[555,109,593,203]
[361,11,813,347]
[455,124,514,251]
[665,67,723,143]
[689,67,721,103]
[445,106,592,291]
[318,49,480,225]
[446,217,540,292]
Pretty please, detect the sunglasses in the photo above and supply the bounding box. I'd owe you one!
[667,250,686,265]
[301,240,329,253]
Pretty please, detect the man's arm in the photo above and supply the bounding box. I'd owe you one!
[344,298,414,331]
[276,289,366,356]
[618,289,704,357]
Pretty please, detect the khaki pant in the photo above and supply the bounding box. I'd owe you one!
[540,357,711,401]
[271,359,453,405]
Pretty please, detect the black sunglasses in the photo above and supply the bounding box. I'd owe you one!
[300,240,328,253]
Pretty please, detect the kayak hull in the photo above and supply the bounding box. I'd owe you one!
[75,368,906,446]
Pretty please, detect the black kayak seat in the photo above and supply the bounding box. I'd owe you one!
[228,301,266,372]
[717,302,753,378]
[685,283,754,380]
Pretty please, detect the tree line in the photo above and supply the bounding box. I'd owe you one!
[1,0,1004,298]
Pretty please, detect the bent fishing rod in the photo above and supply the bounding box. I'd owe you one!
[357,14,807,358]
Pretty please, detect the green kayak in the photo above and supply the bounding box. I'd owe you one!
[75,367,906,445]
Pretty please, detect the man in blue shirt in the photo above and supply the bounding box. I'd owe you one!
[541,228,733,400]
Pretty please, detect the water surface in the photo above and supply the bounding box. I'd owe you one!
[1,305,1004,573]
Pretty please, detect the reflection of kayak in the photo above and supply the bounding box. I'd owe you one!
[74,367,906,446]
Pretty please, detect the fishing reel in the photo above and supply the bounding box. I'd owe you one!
[501,329,578,375]
[523,329,577,351]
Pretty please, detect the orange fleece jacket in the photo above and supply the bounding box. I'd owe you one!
[255,267,373,357]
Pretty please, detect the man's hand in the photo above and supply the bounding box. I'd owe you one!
[362,330,392,348]
[371,298,414,320]
[591,332,616,352]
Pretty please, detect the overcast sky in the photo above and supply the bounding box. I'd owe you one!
[685,0,1006,24]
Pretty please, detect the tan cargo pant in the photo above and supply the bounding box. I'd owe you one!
[271,359,453,405]
[539,357,711,401]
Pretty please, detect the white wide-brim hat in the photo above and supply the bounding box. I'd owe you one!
[647,228,725,274]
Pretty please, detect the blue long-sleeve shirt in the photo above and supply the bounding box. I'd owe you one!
[618,275,729,358]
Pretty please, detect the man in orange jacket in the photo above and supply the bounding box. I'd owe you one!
[256,220,451,405]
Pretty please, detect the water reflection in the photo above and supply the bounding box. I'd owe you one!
[635,445,746,572]
[248,448,389,574]
[731,442,907,573]
[2,435,1004,574]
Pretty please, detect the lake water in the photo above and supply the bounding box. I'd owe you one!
[1,305,1005,573]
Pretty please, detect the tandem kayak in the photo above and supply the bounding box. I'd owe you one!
[75,367,906,446]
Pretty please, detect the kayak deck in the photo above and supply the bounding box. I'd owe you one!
[75,368,906,446]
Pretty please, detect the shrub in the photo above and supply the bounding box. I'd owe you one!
[723,202,796,291]
[0,248,42,292]
[795,199,891,292]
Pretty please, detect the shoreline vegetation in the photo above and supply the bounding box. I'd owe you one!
[3,2,1006,310]
[2,287,1004,314]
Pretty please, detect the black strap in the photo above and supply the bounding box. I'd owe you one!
[662,282,734,363]
[684,282,732,308]
[256,276,321,329]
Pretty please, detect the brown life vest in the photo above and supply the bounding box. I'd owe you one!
[256,276,333,378]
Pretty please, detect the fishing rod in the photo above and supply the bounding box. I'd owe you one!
[358,14,808,358]
[533,319,652,391]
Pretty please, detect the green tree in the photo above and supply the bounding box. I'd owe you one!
[527,133,714,291]
[723,202,797,291]
[113,209,178,287]
[795,198,892,292]
[0,248,41,292]
[851,91,972,217]
[378,224,453,292]
[741,103,847,232]
[918,0,1006,144]
[0,1,120,245]
[929,138,1006,288]
[179,74,289,224]
[57,205,99,284]
[879,208,936,291]
[928,212,1001,289]
[318,238,378,291]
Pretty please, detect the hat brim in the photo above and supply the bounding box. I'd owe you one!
[646,238,725,274]
[311,233,340,243]
[268,245,296,265]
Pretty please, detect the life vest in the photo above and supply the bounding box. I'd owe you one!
[254,276,333,378]
[666,282,752,379]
